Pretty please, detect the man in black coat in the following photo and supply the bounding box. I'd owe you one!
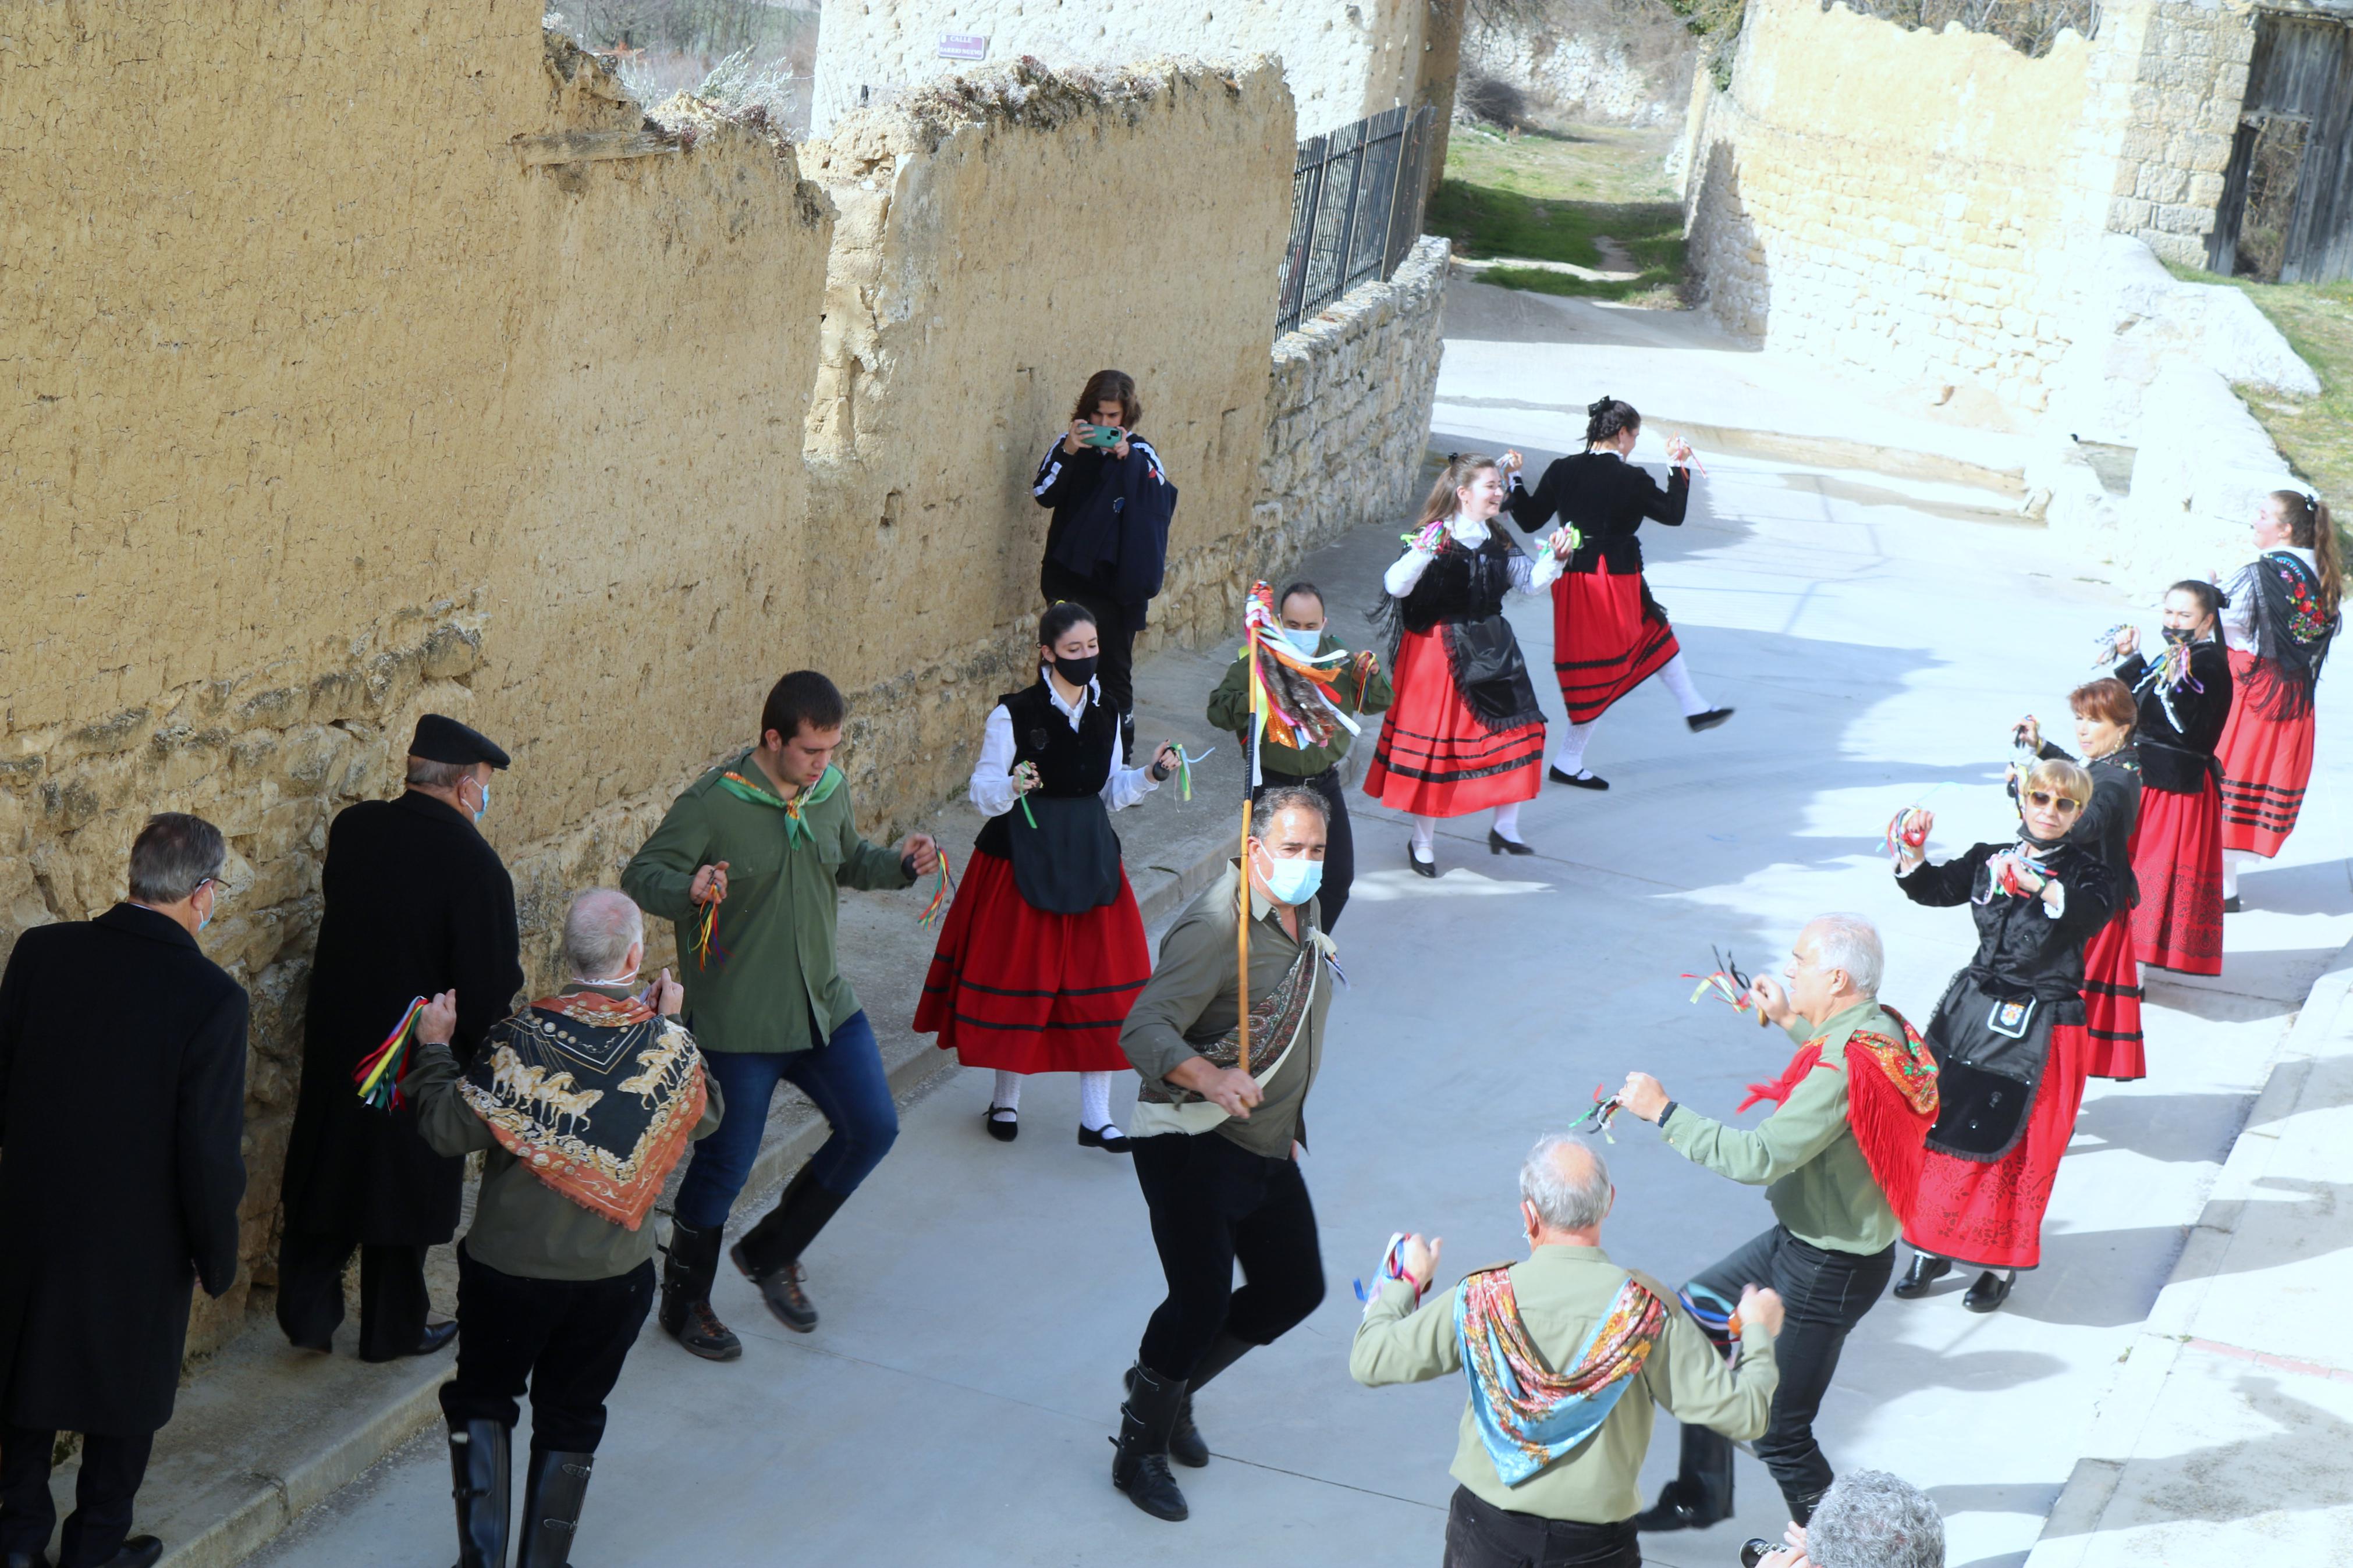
[0,813,248,1568]
[275,714,524,1362]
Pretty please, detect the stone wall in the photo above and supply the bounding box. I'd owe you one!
[2084,0,2252,266]
[807,0,1456,140]
[1462,0,1699,127]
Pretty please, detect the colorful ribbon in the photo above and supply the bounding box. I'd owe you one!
[1681,947,1752,1013]
[1173,745,1215,802]
[352,995,428,1111]
[2092,623,2130,667]
[691,886,730,972]
[1884,806,1930,865]
[1567,1083,1623,1143]
[918,849,958,927]
[1353,1232,1422,1311]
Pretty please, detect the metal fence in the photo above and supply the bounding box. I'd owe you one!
[1275,104,1437,336]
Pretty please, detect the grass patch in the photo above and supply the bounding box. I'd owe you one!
[2168,264,2353,510]
[1481,264,1686,308]
[1427,121,1685,304]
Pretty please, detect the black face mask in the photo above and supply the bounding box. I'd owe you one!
[2160,625,2195,646]
[1052,653,1100,687]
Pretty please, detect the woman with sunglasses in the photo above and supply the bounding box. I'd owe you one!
[1889,758,2115,1313]
[2110,582,2235,976]
[2015,677,2145,1080]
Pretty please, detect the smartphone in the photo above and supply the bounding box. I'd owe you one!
[1079,424,1126,448]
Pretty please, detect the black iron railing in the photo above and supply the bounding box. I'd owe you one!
[1275,105,1437,336]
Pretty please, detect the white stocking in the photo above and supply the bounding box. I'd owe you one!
[1492,802,1525,843]
[1553,721,1598,776]
[1079,1071,1118,1133]
[2223,849,2256,899]
[1411,816,1437,862]
[1656,653,1710,717]
[991,1070,1022,1112]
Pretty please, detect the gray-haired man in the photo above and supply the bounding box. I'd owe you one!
[1757,1468,1946,1568]
[1350,1137,1781,1568]
[1616,914,1934,1533]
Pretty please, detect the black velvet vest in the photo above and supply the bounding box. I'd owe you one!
[974,680,1123,912]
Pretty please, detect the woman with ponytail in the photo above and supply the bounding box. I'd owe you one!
[2112,582,2235,975]
[1365,452,1572,874]
[1504,396,1733,789]
[2214,489,2341,906]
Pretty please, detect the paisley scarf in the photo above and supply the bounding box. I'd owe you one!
[1738,1007,1939,1224]
[1456,1267,1666,1486]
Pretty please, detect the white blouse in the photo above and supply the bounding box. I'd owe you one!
[1383,511,1566,598]
[2218,546,2317,653]
[969,669,1162,817]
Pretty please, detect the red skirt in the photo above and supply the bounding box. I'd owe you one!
[912,848,1147,1073]
[2127,779,2223,976]
[2079,909,2144,1081]
[1363,625,1544,817]
[1905,1023,2089,1271]
[2216,649,2317,858]
[1552,564,1680,724]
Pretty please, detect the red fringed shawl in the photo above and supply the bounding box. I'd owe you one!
[1738,1008,1939,1224]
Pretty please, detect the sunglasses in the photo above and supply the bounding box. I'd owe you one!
[2027,791,2082,812]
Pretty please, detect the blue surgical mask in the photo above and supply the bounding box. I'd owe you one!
[470,781,491,823]
[1282,626,1323,656]
[1254,847,1323,908]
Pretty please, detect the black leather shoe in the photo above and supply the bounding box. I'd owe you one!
[659,1218,741,1361]
[1549,765,1608,790]
[363,1319,458,1363]
[1407,840,1437,878]
[1488,829,1535,856]
[984,1106,1019,1142]
[732,1243,819,1332]
[94,1540,161,1568]
[1111,1363,1190,1521]
[1687,707,1735,733]
[1892,1253,1952,1299]
[1078,1124,1131,1153]
[1964,1270,2014,1313]
[1632,1485,1726,1533]
[5,1549,52,1568]
[2223,894,2244,913]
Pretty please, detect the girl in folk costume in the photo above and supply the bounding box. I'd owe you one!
[1504,397,1733,790]
[1365,452,1573,875]
[2111,583,2235,976]
[915,602,1181,1150]
[1890,759,2116,1313]
[2017,678,2146,1080]
[2216,489,2341,908]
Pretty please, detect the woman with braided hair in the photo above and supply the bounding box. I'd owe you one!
[1506,396,1733,790]
[2215,489,2341,909]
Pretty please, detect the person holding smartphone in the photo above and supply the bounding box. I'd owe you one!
[1035,369,1176,765]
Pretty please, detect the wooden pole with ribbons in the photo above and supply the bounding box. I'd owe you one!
[1237,601,1260,1076]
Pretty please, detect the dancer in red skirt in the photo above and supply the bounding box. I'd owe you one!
[915,601,1180,1150]
[1889,758,2114,1313]
[2110,583,2234,976]
[2216,489,2341,909]
[1506,396,1733,789]
[2019,677,2144,1079]
[1367,452,1571,874]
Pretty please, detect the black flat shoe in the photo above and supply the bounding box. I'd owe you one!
[1687,707,1735,733]
[2223,894,2244,913]
[1632,1487,1726,1533]
[1079,1124,1132,1153]
[1407,840,1437,878]
[1549,765,1608,790]
[1964,1270,2014,1313]
[1488,829,1535,856]
[1892,1253,1951,1299]
[93,1540,161,1568]
[361,1319,458,1363]
[985,1106,1019,1142]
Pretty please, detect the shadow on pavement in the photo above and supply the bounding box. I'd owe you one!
[2069,1090,2263,1165]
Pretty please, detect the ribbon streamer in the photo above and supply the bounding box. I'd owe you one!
[1353,1232,1419,1311]
[1174,745,1216,802]
[918,849,959,927]
[1567,1083,1624,1144]
[1670,431,1710,477]
[1680,945,1752,1013]
[353,995,429,1112]
[2092,623,2130,667]
[1013,761,1041,829]
[1884,806,1930,865]
[691,888,731,972]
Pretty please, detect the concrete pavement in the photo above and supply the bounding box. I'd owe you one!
[233,299,2353,1566]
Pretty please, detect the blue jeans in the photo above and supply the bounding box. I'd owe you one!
[674,1011,899,1231]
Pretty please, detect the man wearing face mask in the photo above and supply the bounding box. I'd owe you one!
[1205,581,1391,930]
[1109,788,1338,1524]
[278,714,525,1363]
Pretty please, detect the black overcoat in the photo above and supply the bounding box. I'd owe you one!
[0,905,247,1434]
[279,792,523,1246]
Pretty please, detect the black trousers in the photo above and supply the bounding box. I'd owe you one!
[1255,766,1357,931]
[0,1427,154,1568]
[1678,1225,1895,1523]
[1444,1487,1639,1568]
[439,1247,656,1456]
[1131,1132,1325,1381]
[276,1228,432,1359]
[1039,561,1141,720]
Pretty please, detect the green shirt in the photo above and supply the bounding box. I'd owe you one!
[1660,998,1903,1254]
[408,984,725,1281]
[1204,631,1394,777]
[620,752,914,1054]
[1350,1244,1779,1524]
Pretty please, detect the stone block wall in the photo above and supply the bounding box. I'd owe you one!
[1461,0,1700,127]
[2092,0,2253,265]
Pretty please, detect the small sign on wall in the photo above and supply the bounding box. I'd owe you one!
[938,33,989,61]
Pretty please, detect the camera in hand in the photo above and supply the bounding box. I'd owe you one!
[1740,1541,1777,1568]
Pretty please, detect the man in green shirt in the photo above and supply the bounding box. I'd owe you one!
[1351,1136,1783,1568]
[1615,914,1915,1534]
[620,671,938,1359]
[1204,579,1391,929]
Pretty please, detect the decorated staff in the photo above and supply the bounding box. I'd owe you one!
[1350,1137,1783,1568]
[278,714,522,1364]
[1110,787,1338,1523]
[914,600,1180,1150]
[1616,915,1936,1534]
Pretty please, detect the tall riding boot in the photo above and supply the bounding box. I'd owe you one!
[658,1219,740,1361]
[1152,1328,1254,1469]
[1633,1423,1734,1532]
[1110,1361,1190,1521]
[447,1419,511,1568]
[515,1449,593,1568]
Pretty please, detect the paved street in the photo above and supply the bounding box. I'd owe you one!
[250,293,2352,1567]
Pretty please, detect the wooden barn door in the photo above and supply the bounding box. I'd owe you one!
[2210,13,2353,284]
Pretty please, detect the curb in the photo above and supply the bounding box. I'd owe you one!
[2022,938,2353,1567]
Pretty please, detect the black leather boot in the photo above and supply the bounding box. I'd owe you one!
[515,1449,592,1568]
[448,1418,511,1568]
[658,1219,740,1361]
[1158,1329,1254,1468]
[1892,1252,1952,1300]
[1110,1362,1189,1521]
[1635,1424,1733,1531]
[732,1169,848,1333]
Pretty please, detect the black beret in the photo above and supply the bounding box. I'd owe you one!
[409,713,510,770]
